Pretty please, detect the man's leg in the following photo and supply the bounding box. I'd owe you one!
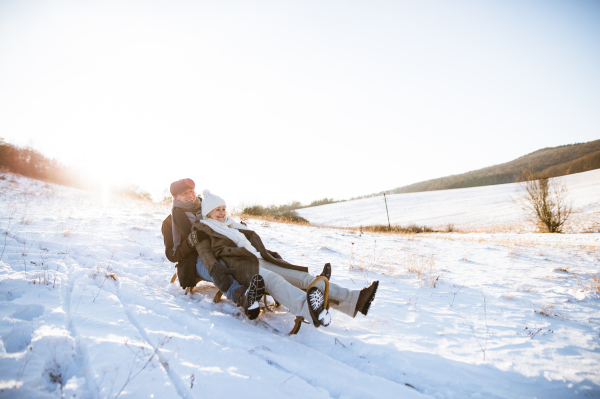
[195,257,242,301]
[259,260,359,317]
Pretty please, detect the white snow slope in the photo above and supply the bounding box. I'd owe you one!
[0,172,599,398]
[297,168,600,233]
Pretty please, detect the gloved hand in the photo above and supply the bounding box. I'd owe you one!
[210,262,232,293]
[187,230,200,248]
[267,250,283,259]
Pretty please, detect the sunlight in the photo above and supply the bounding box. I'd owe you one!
[102,178,111,205]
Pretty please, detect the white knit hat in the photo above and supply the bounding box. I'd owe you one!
[201,189,227,218]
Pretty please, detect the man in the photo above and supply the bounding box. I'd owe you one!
[161,178,261,318]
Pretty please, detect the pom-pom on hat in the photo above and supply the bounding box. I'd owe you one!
[170,178,195,197]
[201,189,227,218]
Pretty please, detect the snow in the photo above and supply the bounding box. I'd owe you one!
[0,171,599,398]
[296,168,600,233]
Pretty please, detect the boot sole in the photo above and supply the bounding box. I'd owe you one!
[307,287,326,328]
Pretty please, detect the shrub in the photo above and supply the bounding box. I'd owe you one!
[242,205,269,216]
[241,205,309,224]
[518,170,573,233]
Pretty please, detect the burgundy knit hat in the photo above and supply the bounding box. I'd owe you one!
[170,178,195,197]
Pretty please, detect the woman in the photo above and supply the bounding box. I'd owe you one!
[191,190,379,329]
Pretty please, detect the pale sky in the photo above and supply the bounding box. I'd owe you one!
[1,0,599,207]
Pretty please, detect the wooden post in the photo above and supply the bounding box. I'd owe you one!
[383,193,391,231]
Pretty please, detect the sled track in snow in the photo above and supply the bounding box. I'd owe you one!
[148,287,421,398]
[112,279,193,399]
[61,256,101,399]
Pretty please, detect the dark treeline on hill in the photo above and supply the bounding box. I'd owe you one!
[0,137,80,187]
[354,139,600,200]
[0,137,151,201]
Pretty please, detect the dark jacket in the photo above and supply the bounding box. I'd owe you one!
[192,222,309,287]
[161,208,200,289]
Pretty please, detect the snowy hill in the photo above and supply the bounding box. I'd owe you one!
[0,172,599,398]
[297,168,600,233]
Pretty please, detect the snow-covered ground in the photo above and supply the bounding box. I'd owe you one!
[0,172,599,398]
[297,168,600,233]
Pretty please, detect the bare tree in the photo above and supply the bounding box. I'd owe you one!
[518,170,573,233]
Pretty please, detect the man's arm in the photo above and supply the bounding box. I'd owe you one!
[161,216,196,263]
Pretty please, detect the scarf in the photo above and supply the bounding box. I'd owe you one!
[200,217,263,259]
[171,198,203,255]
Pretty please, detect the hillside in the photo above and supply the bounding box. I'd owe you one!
[297,168,600,233]
[362,139,600,198]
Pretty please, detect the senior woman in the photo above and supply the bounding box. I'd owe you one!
[189,190,379,329]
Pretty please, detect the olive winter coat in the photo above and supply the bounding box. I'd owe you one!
[192,223,309,287]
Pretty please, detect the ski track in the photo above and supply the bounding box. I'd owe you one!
[126,285,423,399]
[112,278,192,399]
[61,259,100,399]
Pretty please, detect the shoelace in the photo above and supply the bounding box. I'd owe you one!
[246,277,259,302]
[309,290,324,309]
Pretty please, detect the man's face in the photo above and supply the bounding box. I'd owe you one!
[174,188,196,203]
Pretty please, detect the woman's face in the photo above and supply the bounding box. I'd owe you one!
[209,205,227,223]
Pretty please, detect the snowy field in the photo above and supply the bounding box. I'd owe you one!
[297,168,600,233]
[0,172,599,398]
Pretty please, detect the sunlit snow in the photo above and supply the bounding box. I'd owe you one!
[0,171,599,398]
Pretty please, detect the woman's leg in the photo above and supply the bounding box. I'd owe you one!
[258,266,316,325]
[259,260,359,317]
[195,257,242,301]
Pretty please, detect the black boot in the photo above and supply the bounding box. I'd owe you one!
[354,281,379,317]
[234,275,265,320]
[319,263,331,280]
[307,287,331,327]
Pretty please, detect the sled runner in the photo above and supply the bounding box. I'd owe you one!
[170,273,330,335]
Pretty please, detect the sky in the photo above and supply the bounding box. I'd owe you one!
[0,0,599,207]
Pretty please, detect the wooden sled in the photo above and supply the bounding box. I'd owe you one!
[170,273,330,335]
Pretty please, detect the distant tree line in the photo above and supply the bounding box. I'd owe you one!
[0,137,82,187]
[0,137,152,201]
[240,197,347,222]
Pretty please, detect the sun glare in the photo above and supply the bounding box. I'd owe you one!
[102,178,111,205]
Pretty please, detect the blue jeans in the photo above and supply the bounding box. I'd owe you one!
[196,257,242,301]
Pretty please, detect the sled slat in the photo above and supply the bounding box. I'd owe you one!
[288,316,304,335]
[171,273,177,284]
[213,291,223,303]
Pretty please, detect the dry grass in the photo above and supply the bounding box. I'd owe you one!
[61,223,74,237]
[404,247,440,288]
[534,304,567,320]
[235,213,310,227]
[358,224,434,234]
[589,274,600,292]
[553,267,571,273]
